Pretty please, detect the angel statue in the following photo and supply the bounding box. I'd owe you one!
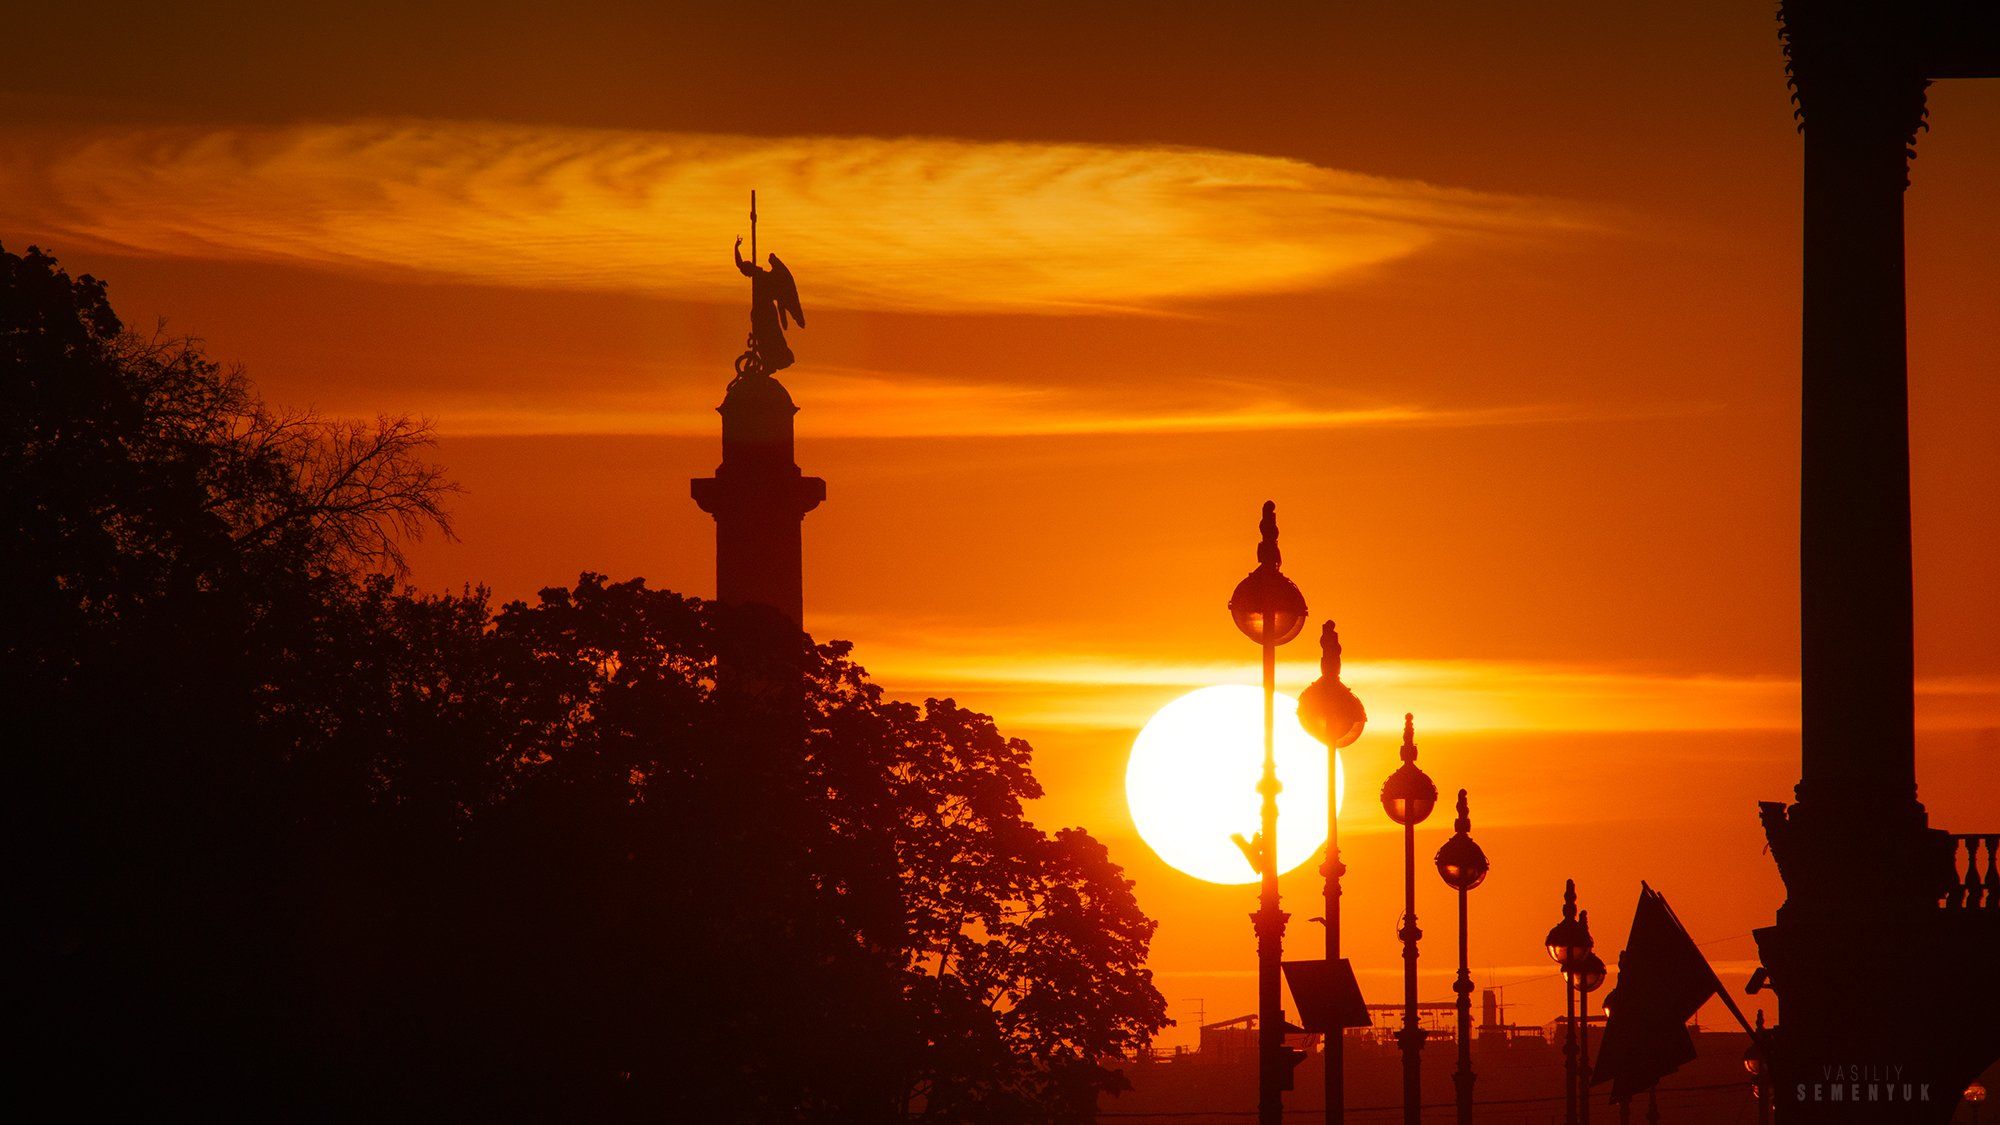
[733,234,804,379]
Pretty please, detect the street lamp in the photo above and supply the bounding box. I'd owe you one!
[1381,714,1438,1125]
[1434,790,1489,1125]
[1966,1082,1988,1125]
[1229,500,1309,1125]
[1545,880,1592,1125]
[1572,939,1606,1125]
[1743,1010,1770,1125]
[1298,621,1367,1125]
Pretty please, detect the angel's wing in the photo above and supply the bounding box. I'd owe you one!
[769,254,806,329]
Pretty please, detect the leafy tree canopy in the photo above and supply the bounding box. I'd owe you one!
[5,242,1166,1121]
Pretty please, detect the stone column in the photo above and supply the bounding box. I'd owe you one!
[691,375,825,629]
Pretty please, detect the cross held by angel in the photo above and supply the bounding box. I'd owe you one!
[733,191,804,380]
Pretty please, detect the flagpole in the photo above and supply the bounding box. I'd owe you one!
[1704,963,1759,1038]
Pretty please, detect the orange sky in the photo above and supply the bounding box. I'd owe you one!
[7,1,1995,1046]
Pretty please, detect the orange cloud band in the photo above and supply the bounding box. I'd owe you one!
[429,364,1610,437]
[821,620,2000,734]
[1,120,1582,314]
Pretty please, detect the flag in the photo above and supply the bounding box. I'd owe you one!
[1591,883,1723,1100]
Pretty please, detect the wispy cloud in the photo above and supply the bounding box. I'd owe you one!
[429,363,1601,438]
[824,620,2000,734]
[1,120,1584,315]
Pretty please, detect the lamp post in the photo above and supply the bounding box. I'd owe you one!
[1229,501,1309,1125]
[1744,1010,1770,1125]
[1544,880,1592,1125]
[1434,790,1489,1125]
[1298,622,1367,1125]
[1572,939,1605,1125]
[1381,715,1438,1125]
[1966,1082,1988,1125]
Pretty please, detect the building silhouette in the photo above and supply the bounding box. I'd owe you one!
[1117,994,1758,1124]
[1752,4,1998,1120]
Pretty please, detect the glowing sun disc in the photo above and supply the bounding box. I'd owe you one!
[1126,684,1344,885]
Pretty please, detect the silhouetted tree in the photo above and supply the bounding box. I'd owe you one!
[5,242,1165,1121]
[318,575,1167,1120]
[5,241,460,1113]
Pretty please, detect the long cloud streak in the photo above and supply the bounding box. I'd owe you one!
[430,364,1608,438]
[1,120,1581,314]
[820,620,2000,734]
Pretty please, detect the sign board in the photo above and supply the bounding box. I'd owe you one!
[1283,957,1371,1032]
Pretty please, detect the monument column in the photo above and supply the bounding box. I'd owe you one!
[691,376,824,627]
[1757,6,2000,1121]
[692,194,822,629]
[1792,8,1925,813]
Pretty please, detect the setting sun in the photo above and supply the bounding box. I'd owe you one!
[1124,684,1344,885]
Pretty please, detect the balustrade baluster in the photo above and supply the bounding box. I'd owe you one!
[1980,836,1999,910]
[1940,834,2000,910]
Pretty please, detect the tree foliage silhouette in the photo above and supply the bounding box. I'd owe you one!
[6,242,1166,1120]
[6,239,461,1112]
